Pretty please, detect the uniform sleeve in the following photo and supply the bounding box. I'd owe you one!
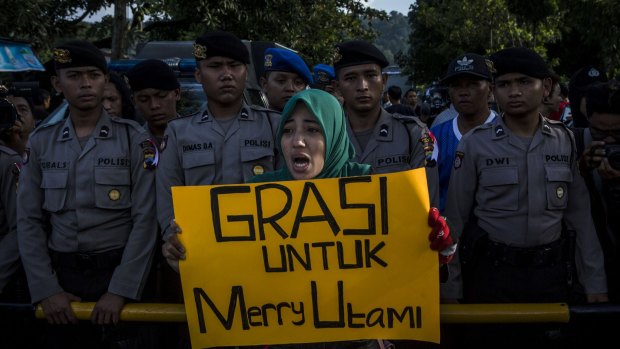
[156,124,184,241]
[268,112,283,170]
[564,141,608,294]
[441,135,478,300]
[108,129,157,300]
[17,139,64,303]
[409,124,440,208]
[0,155,20,294]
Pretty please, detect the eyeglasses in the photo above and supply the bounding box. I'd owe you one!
[590,126,620,141]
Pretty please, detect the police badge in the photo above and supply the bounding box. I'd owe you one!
[454,151,465,169]
[332,47,342,65]
[264,54,273,68]
[23,148,30,165]
[193,43,207,59]
[53,48,72,63]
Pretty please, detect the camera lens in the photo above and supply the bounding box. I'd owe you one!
[605,144,620,170]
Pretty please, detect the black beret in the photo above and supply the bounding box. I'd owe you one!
[193,31,250,64]
[126,59,180,92]
[441,53,494,84]
[333,40,389,72]
[53,40,107,73]
[569,66,608,93]
[490,47,551,79]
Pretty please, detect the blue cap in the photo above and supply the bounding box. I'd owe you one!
[264,48,313,85]
[312,64,335,84]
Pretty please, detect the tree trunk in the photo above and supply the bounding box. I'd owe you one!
[111,0,128,60]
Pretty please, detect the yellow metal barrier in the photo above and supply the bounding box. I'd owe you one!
[34,303,571,323]
[35,303,187,322]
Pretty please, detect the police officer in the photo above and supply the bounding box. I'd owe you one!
[0,89,28,299]
[16,41,157,347]
[260,47,313,112]
[312,63,343,104]
[431,53,496,212]
[159,31,280,270]
[126,58,181,150]
[333,40,440,208]
[444,47,608,306]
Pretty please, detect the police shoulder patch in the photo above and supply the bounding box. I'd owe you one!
[419,131,438,168]
[454,151,465,169]
[141,139,159,170]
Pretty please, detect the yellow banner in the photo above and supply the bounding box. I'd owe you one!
[172,168,439,348]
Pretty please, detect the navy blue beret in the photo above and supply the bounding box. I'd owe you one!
[194,31,250,64]
[490,47,551,79]
[53,40,107,73]
[264,48,313,85]
[313,64,335,84]
[333,40,389,72]
[126,59,180,92]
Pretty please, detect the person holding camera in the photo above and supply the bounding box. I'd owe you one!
[0,87,29,299]
[576,80,620,303]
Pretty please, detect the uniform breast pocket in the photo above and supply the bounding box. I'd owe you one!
[41,171,69,212]
[241,147,275,182]
[479,167,519,211]
[182,151,216,185]
[94,167,132,209]
[545,166,572,210]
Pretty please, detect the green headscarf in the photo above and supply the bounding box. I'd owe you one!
[249,89,370,182]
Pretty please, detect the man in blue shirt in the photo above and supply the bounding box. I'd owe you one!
[431,53,496,211]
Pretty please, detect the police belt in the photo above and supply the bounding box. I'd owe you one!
[50,248,124,271]
[484,238,564,267]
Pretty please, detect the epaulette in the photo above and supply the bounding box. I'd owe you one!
[168,111,196,124]
[110,117,147,133]
[249,104,281,115]
[29,117,64,137]
[472,122,494,132]
[391,112,426,128]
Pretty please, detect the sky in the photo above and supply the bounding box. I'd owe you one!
[367,0,413,14]
[87,1,414,22]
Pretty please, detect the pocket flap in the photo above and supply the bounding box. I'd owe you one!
[481,167,518,187]
[545,166,573,182]
[95,168,131,185]
[183,150,215,169]
[241,147,274,162]
[41,171,68,189]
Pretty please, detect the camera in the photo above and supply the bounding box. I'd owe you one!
[605,144,620,170]
[0,86,18,130]
[0,81,39,130]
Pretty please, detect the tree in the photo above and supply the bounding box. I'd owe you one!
[143,0,386,66]
[370,11,411,64]
[0,0,110,59]
[402,0,563,84]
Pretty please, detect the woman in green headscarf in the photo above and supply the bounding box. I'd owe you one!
[252,89,380,349]
[249,88,370,183]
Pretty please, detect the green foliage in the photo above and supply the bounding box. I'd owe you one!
[0,0,110,59]
[142,0,386,66]
[403,0,564,84]
[370,11,410,64]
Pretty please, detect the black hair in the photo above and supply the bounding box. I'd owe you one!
[560,83,569,98]
[585,80,620,118]
[387,85,402,100]
[108,72,136,120]
[405,88,417,97]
